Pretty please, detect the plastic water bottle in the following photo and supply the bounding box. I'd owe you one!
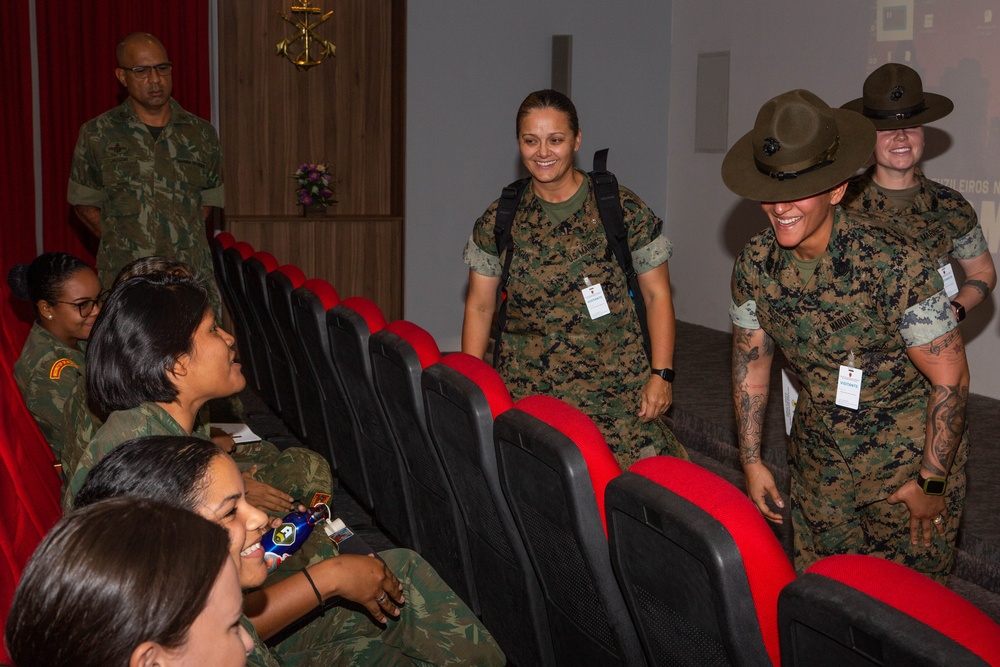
[261,504,331,573]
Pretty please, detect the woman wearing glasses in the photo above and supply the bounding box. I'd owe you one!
[8,252,104,460]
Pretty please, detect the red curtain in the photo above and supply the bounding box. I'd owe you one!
[36,0,211,262]
[1,0,38,348]
[0,3,210,656]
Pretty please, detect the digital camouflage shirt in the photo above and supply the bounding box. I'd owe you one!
[14,323,87,461]
[465,176,684,467]
[67,98,223,303]
[842,167,988,263]
[730,208,965,502]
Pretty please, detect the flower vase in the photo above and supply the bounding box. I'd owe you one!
[302,202,327,217]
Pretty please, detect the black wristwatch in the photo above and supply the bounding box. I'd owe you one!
[652,367,675,383]
[951,301,966,322]
[916,471,947,496]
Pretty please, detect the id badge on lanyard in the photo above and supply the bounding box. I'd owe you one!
[581,277,611,319]
[835,349,863,410]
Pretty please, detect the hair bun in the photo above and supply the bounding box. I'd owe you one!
[7,264,30,300]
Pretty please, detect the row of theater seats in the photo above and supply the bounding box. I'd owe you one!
[208,232,1000,666]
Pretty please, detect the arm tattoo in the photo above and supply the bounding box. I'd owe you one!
[922,328,964,360]
[732,329,773,466]
[964,279,991,300]
[924,383,968,476]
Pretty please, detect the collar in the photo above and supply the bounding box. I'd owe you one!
[764,208,852,288]
[111,98,190,126]
[141,402,191,435]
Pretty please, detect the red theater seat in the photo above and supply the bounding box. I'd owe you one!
[494,394,641,666]
[221,241,266,394]
[289,280,373,511]
[267,264,335,466]
[369,321,479,610]
[780,554,1000,666]
[243,251,302,434]
[326,297,416,547]
[421,353,554,666]
[606,456,795,666]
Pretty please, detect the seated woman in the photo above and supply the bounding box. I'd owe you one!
[8,252,102,460]
[5,496,251,667]
[106,255,294,510]
[75,435,505,666]
[62,272,331,519]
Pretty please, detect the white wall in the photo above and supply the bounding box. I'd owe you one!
[405,1,672,352]
[666,0,1000,398]
[407,0,1000,399]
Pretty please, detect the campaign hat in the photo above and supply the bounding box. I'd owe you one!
[841,63,953,130]
[722,89,875,202]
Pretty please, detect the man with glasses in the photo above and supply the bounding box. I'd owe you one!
[68,32,223,313]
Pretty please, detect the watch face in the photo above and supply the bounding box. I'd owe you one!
[923,477,947,495]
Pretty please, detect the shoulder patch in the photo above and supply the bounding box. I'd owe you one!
[49,358,79,380]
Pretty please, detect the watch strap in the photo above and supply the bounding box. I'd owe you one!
[916,471,947,495]
[652,367,675,383]
[951,301,966,322]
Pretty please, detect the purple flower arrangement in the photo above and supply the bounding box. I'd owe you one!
[292,163,337,206]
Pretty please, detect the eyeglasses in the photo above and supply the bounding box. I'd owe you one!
[120,62,173,79]
[54,291,109,317]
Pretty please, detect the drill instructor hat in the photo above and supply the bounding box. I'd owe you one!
[722,89,876,202]
[841,62,953,130]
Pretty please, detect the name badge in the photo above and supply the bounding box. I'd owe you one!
[835,365,863,410]
[937,259,959,298]
[581,282,611,319]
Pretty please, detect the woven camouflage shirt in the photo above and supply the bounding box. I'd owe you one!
[68,98,223,294]
[14,323,86,461]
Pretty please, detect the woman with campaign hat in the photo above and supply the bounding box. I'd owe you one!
[725,89,970,582]
[841,63,995,322]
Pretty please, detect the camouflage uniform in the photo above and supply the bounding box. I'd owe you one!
[62,402,333,516]
[14,323,91,461]
[247,548,505,667]
[465,175,686,469]
[843,166,989,268]
[67,98,223,311]
[730,209,968,581]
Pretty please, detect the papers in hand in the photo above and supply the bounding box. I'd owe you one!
[210,422,262,444]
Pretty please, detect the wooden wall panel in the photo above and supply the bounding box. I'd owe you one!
[218,0,400,217]
[227,216,403,320]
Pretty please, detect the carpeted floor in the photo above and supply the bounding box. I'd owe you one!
[668,320,1000,621]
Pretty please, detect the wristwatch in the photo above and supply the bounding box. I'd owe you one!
[916,471,947,496]
[951,300,966,322]
[652,368,675,383]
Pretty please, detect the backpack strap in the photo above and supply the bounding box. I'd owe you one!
[590,148,652,362]
[492,177,530,366]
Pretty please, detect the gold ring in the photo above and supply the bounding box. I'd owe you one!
[932,515,944,525]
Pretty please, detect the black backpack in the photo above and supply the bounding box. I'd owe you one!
[491,148,651,365]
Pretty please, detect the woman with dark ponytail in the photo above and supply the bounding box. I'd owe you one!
[8,252,104,459]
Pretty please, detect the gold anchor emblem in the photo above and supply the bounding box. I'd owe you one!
[276,0,336,69]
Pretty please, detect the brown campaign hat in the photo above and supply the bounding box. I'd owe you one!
[841,63,953,130]
[722,89,875,202]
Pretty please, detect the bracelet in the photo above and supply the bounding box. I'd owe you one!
[302,568,325,614]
